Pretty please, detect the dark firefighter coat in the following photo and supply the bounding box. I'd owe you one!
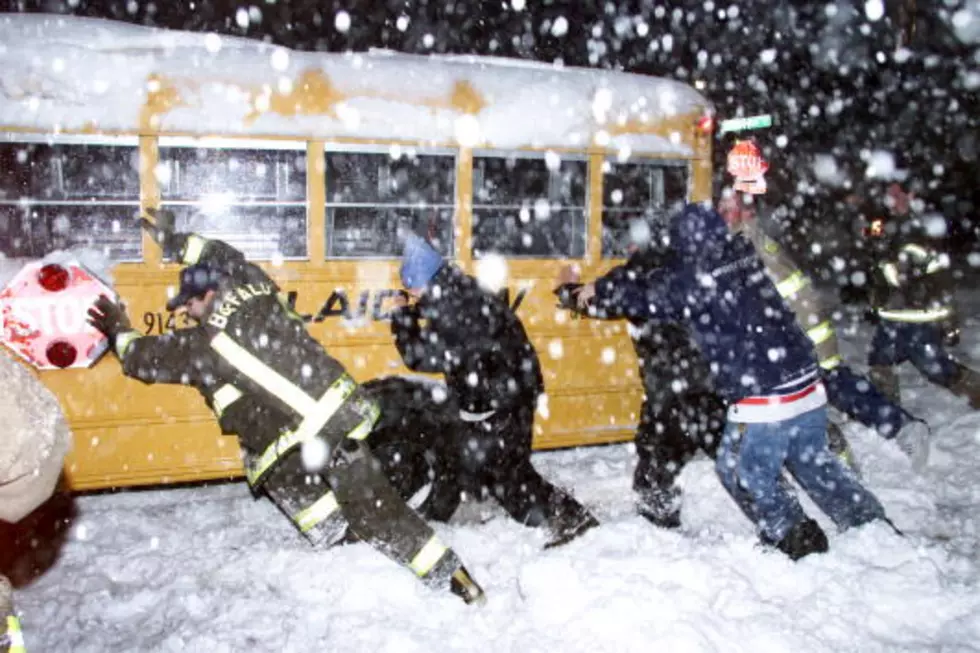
[390,264,544,415]
[111,234,378,473]
[871,237,954,325]
[737,218,842,372]
[108,233,458,583]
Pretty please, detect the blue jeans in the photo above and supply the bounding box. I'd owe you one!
[822,365,910,438]
[868,321,959,386]
[715,406,885,543]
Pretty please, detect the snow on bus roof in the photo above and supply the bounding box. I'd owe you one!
[0,14,710,154]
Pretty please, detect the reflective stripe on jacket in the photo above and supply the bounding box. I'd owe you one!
[738,220,842,371]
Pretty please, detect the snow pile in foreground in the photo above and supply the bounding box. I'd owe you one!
[7,314,980,652]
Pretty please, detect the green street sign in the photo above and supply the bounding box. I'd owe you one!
[719,114,773,133]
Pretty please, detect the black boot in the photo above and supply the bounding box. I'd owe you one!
[636,485,682,529]
[543,493,600,549]
[947,363,980,410]
[762,517,829,561]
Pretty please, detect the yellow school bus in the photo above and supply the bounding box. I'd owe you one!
[0,15,713,490]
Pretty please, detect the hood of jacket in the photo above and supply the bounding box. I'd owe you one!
[668,203,732,264]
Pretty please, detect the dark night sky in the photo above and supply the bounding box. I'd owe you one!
[1,0,978,261]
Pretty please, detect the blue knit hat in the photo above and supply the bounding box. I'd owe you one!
[400,234,444,290]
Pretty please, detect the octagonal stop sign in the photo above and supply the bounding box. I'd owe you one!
[0,260,117,370]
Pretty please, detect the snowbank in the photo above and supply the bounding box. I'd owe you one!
[0,14,709,153]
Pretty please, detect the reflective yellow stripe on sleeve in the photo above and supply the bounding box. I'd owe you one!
[880,262,901,287]
[182,235,207,265]
[114,330,141,358]
[806,320,835,346]
[926,256,948,274]
[345,401,381,441]
[763,237,781,254]
[877,307,952,323]
[211,384,243,418]
[901,243,930,260]
[819,354,843,371]
[776,270,809,298]
[409,536,449,577]
[6,615,25,653]
[294,491,340,533]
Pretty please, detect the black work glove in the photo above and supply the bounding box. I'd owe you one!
[140,207,182,259]
[554,282,593,318]
[942,318,961,348]
[554,282,583,310]
[87,294,132,346]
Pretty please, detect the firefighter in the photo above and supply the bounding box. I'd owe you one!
[390,234,599,548]
[553,222,726,529]
[719,192,931,470]
[867,217,980,420]
[86,210,485,605]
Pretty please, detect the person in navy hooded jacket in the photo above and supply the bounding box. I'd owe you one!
[575,204,889,559]
[390,233,599,548]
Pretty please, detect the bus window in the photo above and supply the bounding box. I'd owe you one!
[601,159,689,258]
[324,149,455,258]
[0,141,141,261]
[472,154,587,259]
[158,142,308,261]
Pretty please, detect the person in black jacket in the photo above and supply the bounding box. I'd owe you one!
[390,234,598,548]
[361,376,463,523]
[87,210,485,605]
[554,232,726,529]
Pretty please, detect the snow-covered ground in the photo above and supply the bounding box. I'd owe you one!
[6,298,980,653]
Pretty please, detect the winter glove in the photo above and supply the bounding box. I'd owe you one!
[140,207,183,259]
[87,294,132,346]
[941,311,961,348]
[553,283,583,311]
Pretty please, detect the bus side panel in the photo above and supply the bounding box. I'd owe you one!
[53,260,647,490]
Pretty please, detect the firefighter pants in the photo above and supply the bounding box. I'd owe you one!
[821,364,911,438]
[868,321,960,386]
[259,440,461,587]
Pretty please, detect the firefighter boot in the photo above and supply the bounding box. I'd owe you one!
[947,363,980,410]
[894,419,931,471]
[636,484,682,529]
[869,365,901,405]
[450,566,487,606]
[826,420,861,477]
[543,493,599,549]
[762,517,829,561]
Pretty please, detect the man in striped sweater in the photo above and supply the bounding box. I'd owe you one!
[575,204,890,559]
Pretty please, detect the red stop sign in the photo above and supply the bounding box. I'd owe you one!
[0,260,117,370]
